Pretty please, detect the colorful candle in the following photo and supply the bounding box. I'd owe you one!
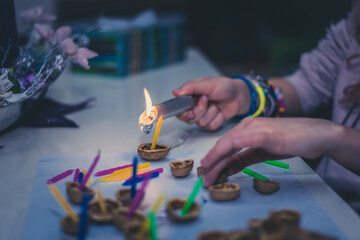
[78,172,84,183]
[96,188,108,216]
[243,168,269,181]
[73,168,80,182]
[122,171,160,186]
[78,150,101,191]
[47,169,74,184]
[137,217,150,239]
[125,168,163,182]
[48,184,78,222]
[181,177,203,216]
[149,212,158,240]
[78,194,91,240]
[131,157,138,198]
[94,163,133,177]
[82,169,92,185]
[126,175,151,219]
[151,194,165,214]
[151,115,163,150]
[264,160,289,169]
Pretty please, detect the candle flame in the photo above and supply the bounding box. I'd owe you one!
[144,88,153,117]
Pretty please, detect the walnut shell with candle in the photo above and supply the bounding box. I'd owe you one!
[137,143,170,161]
[123,220,150,240]
[112,207,146,231]
[66,181,95,205]
[88,199,122,223]
[169,159,194,178]
[115,188,144,207]
[197,230,229,240]
[253,178,280,194]
[166,197,200,222]
[60,215,82,236]
[209,183,241,201]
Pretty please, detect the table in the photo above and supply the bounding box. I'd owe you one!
[0,47,359,240]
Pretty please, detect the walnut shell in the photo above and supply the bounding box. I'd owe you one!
[123,221,150,240]
[112,207,146,231]
[228,230,260,240]
[253,178,280,194]
[88,199,122,223]
[115,188,144,207]
[209,183,241,201]
[197,230,229,240]
[269,209,301,226]
[137,143,170,161]
[166,197,200,222]
[169,159,194,177]
[66,181,95,205]
[60,215,80,236]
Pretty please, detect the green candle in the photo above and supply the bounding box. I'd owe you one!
[264,160,289,169]
[149,212,158,240]
[243,168,269,181]
[181,177,203,216]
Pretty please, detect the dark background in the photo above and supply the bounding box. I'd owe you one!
[57,0,352,76]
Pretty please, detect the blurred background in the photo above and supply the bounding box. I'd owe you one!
[14,0,351,76]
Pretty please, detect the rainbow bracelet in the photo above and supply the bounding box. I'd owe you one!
[251,81,266,117]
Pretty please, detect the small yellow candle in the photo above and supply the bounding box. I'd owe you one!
[82,169,92,185]
[137,217,151,238]
[96,188,108,216]
[151,115,163,150]
[48,184,78,222]
[99,162,151,182]
[151,193,165,214]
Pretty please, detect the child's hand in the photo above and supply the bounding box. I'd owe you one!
[200,117,342,187]
[172,77,251,130]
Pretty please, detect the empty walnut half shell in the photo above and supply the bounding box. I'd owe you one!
[169,159,194,177]
[197,230,229,240]
[269,209,301,226]
[209,183,241,201]
[88,199,122,223]
[253,178,280,194]
[112,207,146,231]
[66,181,95,205]
[166,197,201,222]
[137,143,170,161]
[115,188,144,207]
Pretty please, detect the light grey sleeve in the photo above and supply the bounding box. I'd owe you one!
[286,17,352,114]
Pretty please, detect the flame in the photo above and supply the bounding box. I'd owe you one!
[144,88,153,117]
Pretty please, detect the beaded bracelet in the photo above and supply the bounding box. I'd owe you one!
[251,81,266,117]
[231,75,257,118]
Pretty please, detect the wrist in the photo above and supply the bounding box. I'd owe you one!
[236,79,252,115]
[323,122,346,157]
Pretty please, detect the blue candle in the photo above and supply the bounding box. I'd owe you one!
[78,172,84,184]
[130,156,138,198]
[78,193,90,240]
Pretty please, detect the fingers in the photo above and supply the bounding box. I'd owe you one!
[198,104,218,127]
[173,78,213,97]
[203,157,230,187]
[204,112,224,130]
[187,95,208,124]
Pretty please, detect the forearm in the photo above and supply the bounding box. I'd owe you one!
[268,78,303,115]
[326,125,360,176]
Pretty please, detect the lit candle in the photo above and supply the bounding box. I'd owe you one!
[150,115,163,150]
[48,184,78,222]
[96,188,108,217]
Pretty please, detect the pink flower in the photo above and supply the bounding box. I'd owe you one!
[71,48,98,69]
